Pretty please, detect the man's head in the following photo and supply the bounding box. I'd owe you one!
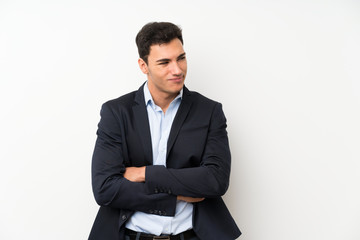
[136,22,183,64]
[136,22,187,103]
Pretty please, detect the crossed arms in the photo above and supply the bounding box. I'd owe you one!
[124,166,204,203]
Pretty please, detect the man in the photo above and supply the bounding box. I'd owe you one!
[89,22,241,240]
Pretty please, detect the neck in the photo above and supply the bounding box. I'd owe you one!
[147,84,179,113]
[153,92,178,113]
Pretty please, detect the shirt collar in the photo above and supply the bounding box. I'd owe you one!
[144,81,183,107]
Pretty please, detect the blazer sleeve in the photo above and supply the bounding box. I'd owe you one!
[145,103,232,198]
[91,102,177,216]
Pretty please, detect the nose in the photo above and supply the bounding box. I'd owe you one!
[170,62,182,76]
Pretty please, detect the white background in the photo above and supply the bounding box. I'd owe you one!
[1,0,359,239]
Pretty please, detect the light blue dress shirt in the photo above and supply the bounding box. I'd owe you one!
[125,82,193,235]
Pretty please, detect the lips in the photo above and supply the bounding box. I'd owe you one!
[168,76,183,82]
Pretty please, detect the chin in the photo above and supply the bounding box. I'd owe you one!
[174,85,184,92]
[166,87,182,96]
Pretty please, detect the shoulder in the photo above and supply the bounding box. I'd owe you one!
[182,88,227,124]
[185,88,221,109]
[97,89,141,120]
[102,83,145,110]
[103,90,137,109]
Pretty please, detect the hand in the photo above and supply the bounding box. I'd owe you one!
[124,167,146,182]
[177,196,205,203]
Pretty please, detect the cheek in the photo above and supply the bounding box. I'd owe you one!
[180,62,187,72]
[158,70,169,80]
[150,68,166,80]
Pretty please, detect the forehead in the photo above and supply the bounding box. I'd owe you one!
[148,38,185,60]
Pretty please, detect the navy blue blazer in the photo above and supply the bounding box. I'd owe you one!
[89,84,241,240]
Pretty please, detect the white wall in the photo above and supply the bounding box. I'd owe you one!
[1,0,359,239]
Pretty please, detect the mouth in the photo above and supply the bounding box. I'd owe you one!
[168,76,184,82]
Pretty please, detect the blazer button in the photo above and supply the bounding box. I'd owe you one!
[154,188,159,194]
[149,210,154,214]
[121,215,127,221]
[167,190,172,195]
[158,211,162,215]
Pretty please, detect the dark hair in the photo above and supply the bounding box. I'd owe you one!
[136,22,183,64]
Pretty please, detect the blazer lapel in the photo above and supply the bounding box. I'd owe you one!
[132,84,153,165]
[167,86,192,158]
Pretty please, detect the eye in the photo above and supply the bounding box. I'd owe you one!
[178,56,186,61]
[158,61,169,65]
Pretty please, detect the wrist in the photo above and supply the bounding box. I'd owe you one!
[140,166,146,182]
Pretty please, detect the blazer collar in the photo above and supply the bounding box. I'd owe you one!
[167,86,192,158]
[132,83,153,165]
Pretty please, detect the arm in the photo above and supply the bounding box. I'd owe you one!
[124,167,204,203]
[145,103,232,198]
[91,102,177,216]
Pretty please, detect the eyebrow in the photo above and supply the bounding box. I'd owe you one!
[177,53,186,60]
[156,52,186,63]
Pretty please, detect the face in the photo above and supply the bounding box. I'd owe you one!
[138,38,187,100]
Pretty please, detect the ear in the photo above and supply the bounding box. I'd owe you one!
[138,58,149,74]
